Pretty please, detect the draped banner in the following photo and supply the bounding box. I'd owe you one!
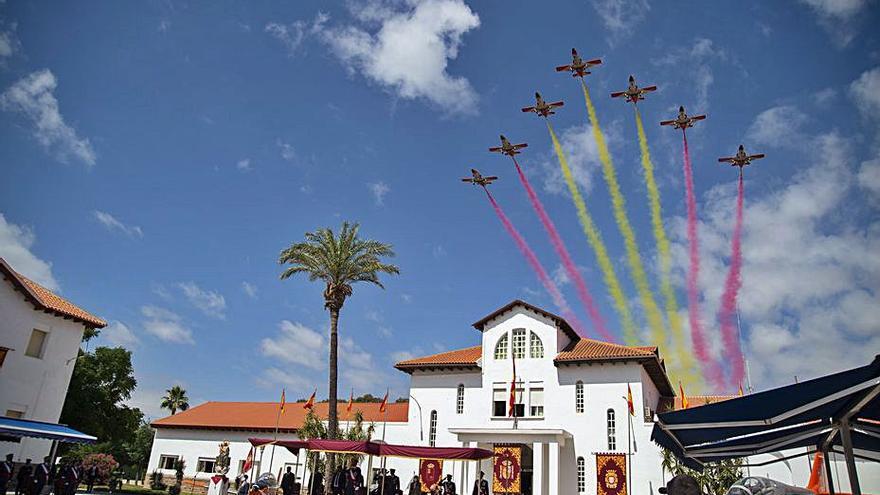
[419,459,443,492]
[492,445,522,493]
[596,453,627,495]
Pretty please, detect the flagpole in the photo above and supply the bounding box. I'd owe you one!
[627,409,633,495]
[380,388,389,495]
[269,389,284,477]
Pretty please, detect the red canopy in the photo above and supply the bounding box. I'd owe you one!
[247,438,493,460]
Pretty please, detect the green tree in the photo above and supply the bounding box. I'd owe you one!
[125,421,155,481]
[661,448,743,495]
[160,385,189,415]
[279,222,398,494]
[60,347,142,461]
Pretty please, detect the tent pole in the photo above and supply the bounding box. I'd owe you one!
[839,419,861,495]
[823,449,836,495]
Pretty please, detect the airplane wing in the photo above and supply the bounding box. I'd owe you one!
[488,147,502,152]
[718,157,735,163]
[461,178,474,183]
[548,101,564,108]
[521,106,536,113]
[555,65,572,72]
[749,154,765,160]
[659,120,675,126]
[485,176,498,181]
[514,143,528,149]
[585,59,602,65]
[692,115,706,121]
[610,91,626,98]
[642,85,658,92]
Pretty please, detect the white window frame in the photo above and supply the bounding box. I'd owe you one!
[529,387,544,417]
[511,329,526,359]
[159,455,179,471]
[196,457,216,473]
[494,334,508,360]
[575,381,584,414]
[607,409,617,451]
[577,457,586,492]
[456,384,465,414]
[429,410,438,447]
[529,331,544,359]
[25,329,48,359]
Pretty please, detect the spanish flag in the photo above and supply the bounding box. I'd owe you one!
[379,389,389,413]
[626,384,634,416]
[508,352,517,418]
[303,388,316,410]
[242,447,254,473]
[347,389,354,413]
[738,384,744,397]
[679,381,689,409]
[280,389,286,413]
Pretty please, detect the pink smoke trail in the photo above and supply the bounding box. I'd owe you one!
[511,157,611,341]
[718,171,746,389]
[682,131,725,390]
[484,187,588,335]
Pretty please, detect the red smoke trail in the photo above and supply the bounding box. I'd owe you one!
[511,158,611,341]
[484,187,587,335]
[682,132,724,389]
[718,172,746,389]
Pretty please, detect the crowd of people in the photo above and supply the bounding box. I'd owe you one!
[0,454,102,495]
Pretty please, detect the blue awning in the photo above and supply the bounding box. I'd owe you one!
[651,355,880,472]
[0,416,97,444]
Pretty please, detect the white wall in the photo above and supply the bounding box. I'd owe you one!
[0,280,86,461]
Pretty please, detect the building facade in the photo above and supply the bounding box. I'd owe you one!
[0,257,107,461]
[147,300,875,493]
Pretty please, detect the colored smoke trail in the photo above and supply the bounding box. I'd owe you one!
[547,121,638,345]
[682,132,724,389]
[718,173,746,389]
[484,187,587,335]
[511,158,611,340]
[634,109,698,387]
[579,81,667,347]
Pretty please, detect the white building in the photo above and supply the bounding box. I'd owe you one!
[0,257,107,461]
[147,300,877,494]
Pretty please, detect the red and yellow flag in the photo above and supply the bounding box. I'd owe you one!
[508,352,517,418]
[347,389,354,413]
[303,389,316,410]
[626,384,634,416]
[242,447,254,473]
[679,381,689,409]
[379,389,389,413]
[280,389,286,413]
[738,384,744,397]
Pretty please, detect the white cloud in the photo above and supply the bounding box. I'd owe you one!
[93,210,143,238]
[590,0,649,42]
[552,264,570,287]
[797,0,869,46]
[1,69,96,166]
[242,281,258,299]
[102,320,140,348]
[317,0,480,114]
[236,158,252,172]
[653,38,728,111]
[141,306,194,344]
[126,387,171,420]
[265,14,328,56]
[858,157,880,196]
[745,105,809,148]
[0,213,59,291]
[158,19,171,32]
[400,293,413,303]
[368,181,390,205]
[674,129,880,391]
[849,67,880,118]
[257,367,313,392]
[178,282,227,319]
[0,23,20,60]
[277,140,296,161]
[539,124,602,195]
[261,320,326,370]
[390,350,418,363]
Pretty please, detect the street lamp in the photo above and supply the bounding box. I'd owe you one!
[409,395,424,442]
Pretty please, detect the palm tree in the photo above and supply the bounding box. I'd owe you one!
[280,222,398,492]
[160,385,189,415]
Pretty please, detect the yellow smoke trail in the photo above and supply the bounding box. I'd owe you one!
[634,108,700,389]
[578,81,669,363]
[547,121,638,345]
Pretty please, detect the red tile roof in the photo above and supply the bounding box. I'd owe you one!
[554,339,658,362]
[0,257,106,328]
[472,300,579,342]
[658,395,738,413]
[151,401,409,431]
[394,346,482,371]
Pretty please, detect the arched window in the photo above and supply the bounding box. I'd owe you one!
[607,409,617,450]
[429,410,438,447]
[529,331,544,358]
[494,334,508,360]
[512,328,526,359]
[456,384,465,414]
[577,457,586,492]
[575,381,584,414]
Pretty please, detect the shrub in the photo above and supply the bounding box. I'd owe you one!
[167,486,180,495]
[82,453,120,485]
[149,471,166,491]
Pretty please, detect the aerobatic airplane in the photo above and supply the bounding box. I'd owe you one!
[521,92,564,118]
[610,75,657,103]
[555,48,602,78]
[660,106,706,129]
[718,145,765,168]
[461,168,498,187]
[489,135,528,157]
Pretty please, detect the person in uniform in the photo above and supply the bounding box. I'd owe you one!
[342,460,362,495]
[385,469,399,495]
[31,457,50,495]
[52,461,67,495]
[406,475,419,495]
[280,467,295,495]
[15,459,33,495]
[308,469,323,495]
[440,475,455,495]
[64,462,80,495]
[236,474,250,495]
[85,464,98,493]
[470,471,488,495]
[330,466,346,495]
[1,454,14,495]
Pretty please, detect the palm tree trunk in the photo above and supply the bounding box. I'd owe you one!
[325,307,340,495]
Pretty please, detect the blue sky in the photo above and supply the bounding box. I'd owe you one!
[1,0,878,418]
